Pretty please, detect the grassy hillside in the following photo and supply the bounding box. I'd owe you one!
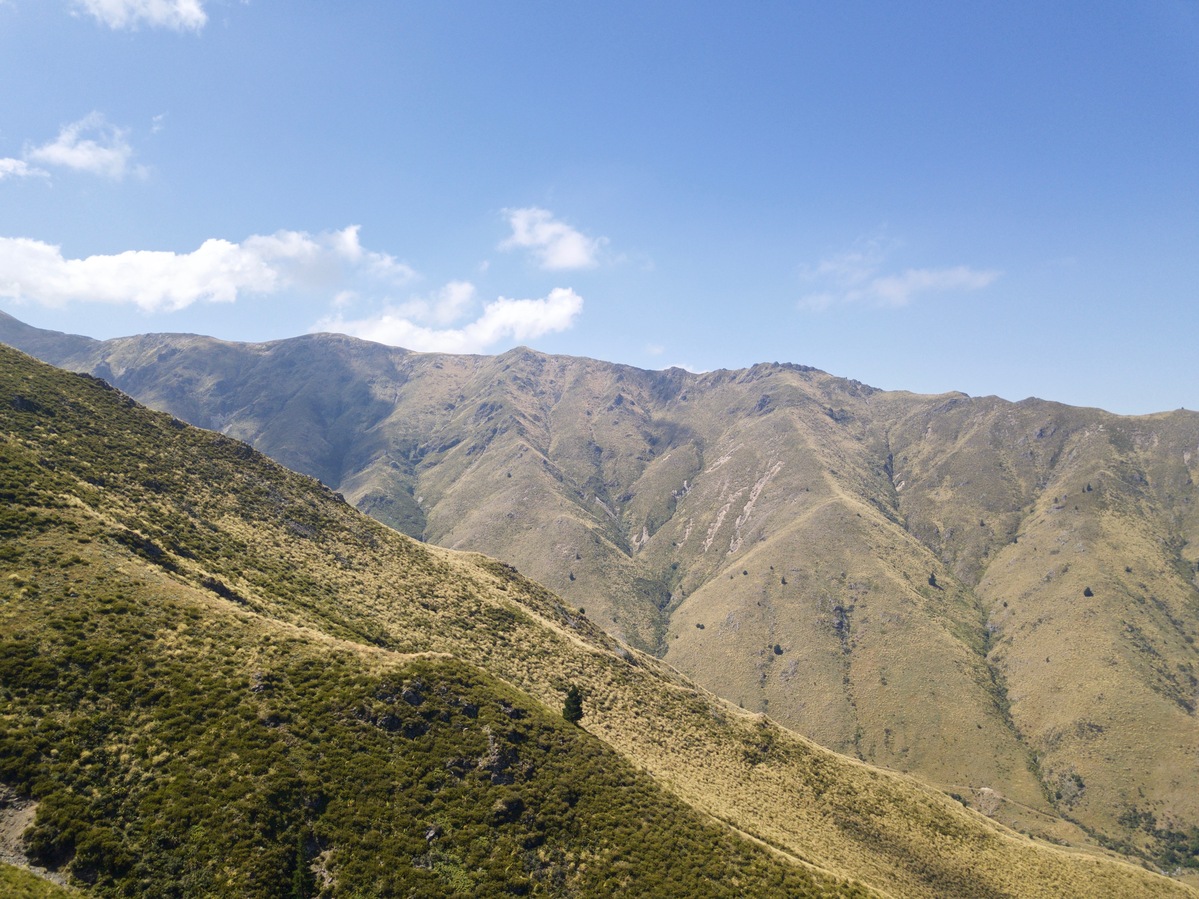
[1,347,870,897]
[0,864,74,898]
[878,393,1199,863]
[3,316,1198,885]
[0,349,1191,897]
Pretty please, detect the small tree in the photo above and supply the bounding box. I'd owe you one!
[562,684,584,724]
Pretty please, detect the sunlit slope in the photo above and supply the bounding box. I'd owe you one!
[649,379,1047,813]
[0,864,73,898]
[2,344,1193,896]
[878,394,1199,860]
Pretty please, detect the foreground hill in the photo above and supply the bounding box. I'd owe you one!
[0,863,73,898]
[2,343,1193,896]
[3,311,1198,878]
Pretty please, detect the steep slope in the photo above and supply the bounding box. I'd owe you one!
[3,343,1195,896]
[4,312,1198,875]
[880,395,1199,859]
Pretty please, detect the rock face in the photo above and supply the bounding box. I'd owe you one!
[4,310,1198,872]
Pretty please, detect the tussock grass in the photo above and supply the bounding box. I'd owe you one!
[0,863,75,898]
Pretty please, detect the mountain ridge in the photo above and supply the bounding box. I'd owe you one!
[7,340,1194,895]
[3,310,1196,878]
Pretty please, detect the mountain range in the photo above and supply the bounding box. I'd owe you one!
[2,310,1197,890]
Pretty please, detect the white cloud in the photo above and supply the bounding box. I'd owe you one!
[0,226,416,312]
[26,112,137,180]
[73,0,207,31]
[0,158,48,180]
[382,280,478,327]
[500,207,606,270]
[318,287,584,354]
[799,239,999,310]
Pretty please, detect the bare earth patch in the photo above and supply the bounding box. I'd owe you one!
[0,789,70,889]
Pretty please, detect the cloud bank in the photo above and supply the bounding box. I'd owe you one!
[74,0,207,31]
[26,113,137,180]
[319,287,584,354]
[500,207,606,270]
[799,240,999,310]
[0,226,415,312]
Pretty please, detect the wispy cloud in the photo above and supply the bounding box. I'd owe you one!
[317,287,584,354]
[0,158,49,180]
[26,112,138,180]
[0,226,416,312]
[500,207,606,270]
[867,266,999,306]
[799,237,999,310]
[73,0,207,31]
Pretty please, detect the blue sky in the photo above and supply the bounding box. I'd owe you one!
[1,1,1196,415]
